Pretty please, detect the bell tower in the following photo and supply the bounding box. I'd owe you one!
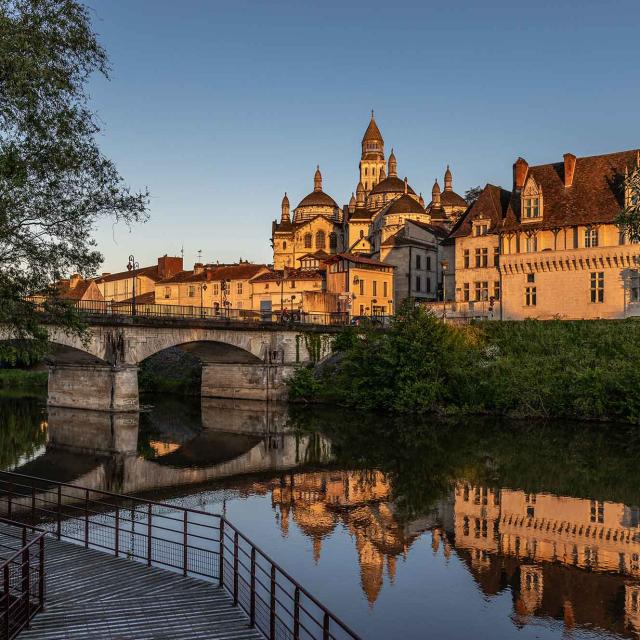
[359,111,386,194]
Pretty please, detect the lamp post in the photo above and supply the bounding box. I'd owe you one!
[221,279,230,317]
[200,283,208,318]
[441,260,449,319]
[126,255,139,316]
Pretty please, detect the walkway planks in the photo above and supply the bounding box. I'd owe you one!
[17,534,263,640]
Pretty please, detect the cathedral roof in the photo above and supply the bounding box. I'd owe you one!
[370,176,416,196]
[381,193,425,216]
[362,113,383,143]
[296,190,338,209]
[440,190,468,208]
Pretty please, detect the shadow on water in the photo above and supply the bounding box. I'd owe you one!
[3,392,640,638]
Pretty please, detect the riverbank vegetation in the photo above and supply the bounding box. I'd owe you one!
[287,303,640,423]
[0,368,47,390]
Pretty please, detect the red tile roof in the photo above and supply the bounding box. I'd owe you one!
[95,265,162,284]
[449,184,511,239]
[250,269,324,283]
[324,253,393,269]
[158,264,268,284]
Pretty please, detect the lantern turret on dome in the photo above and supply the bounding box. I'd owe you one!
[281,193,290,222]
[388,149,397,177]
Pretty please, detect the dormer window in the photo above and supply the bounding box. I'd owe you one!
[473,222,489,237]
[522,177,543,220]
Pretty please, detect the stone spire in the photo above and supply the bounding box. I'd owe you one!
[379,165,386,181]
[419,192,425,207]
[281,193,290,222]
[314,165,322,192]
[404,177,408,194]
[348,192,356,214]
[388,149,397,177]
[432,179,441,207]
[356,181,365,207]
[444,165,453,192]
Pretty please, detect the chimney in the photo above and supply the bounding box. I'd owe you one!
[563,153,577,187]
[193,262,205,274]
[157,255,183,279]
[69,274,81,289]
[513,157,529,190]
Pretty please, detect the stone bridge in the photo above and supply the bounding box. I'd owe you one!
[3,315,337,411]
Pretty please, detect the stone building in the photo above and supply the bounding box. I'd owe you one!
[96,255,183,303]
[498,150,640,320]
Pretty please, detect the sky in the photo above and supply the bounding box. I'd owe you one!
[85,0,640,273]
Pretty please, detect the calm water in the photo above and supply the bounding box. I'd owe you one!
[2,391,640,639]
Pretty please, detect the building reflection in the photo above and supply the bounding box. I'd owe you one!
[451,483,640,637]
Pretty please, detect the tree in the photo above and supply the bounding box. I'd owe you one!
[616,161,640,243]
[464,185,482,205]
[0,0,149,363]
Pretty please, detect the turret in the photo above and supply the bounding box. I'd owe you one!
[388,149,397,177]
[314,165,322,192]
[348,193,356,214]
[281,193,290,222]
[356,181,365,207]
[444,165,453,192]
[419,192,425,207]
[432,179,441,208]
[379,165,386,181]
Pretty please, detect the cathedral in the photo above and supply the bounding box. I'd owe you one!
[271,113,467,276]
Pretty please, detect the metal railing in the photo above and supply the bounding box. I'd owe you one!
[0,518,45,640]
[33,298,359,327]
[0,472,360,640]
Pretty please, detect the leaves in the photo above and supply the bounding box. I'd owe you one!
[0,0,149,361]
[616,163,640,243]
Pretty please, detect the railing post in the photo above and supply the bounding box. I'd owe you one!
[270,565,276,640]
[218,519,225,588]
[115,506,120,557]
[147,504,152,567]
[183,511,188,577]
[38,536,45,608]
[250,548,256,627]
[293,586,300,640]
[31,485,36,526]
[4,564,9,639]
[84,489,89,548]
[323,611,330,640]
[22,536,30,627]
[56,486,62,539]
[233,531,239,606]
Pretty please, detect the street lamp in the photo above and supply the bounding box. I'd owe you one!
[126,254,139,316]
[200,283,208,318]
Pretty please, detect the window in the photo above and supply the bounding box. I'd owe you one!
[590,500,605,524]
[527,273,535,283]
[573,227,579,249]
[329,232,337,249]
[475,248,488,268]
[212,283,219,295]
[188,285,195,297]
[359,280,364,295]
[426,256,432,271]
[474,223,488,236]
[373,281,377,296]
[416,254,422,269]
[237,282,243,295]
[523,197,540,219]
[474,281,488,301]
[359,229,364,239]
[383,281,388,297]
[283,241,287,250]
[525,234,538,253]
[290,280,296,289]
[463,250,470,269]
[584,227,599,248]
[427,277,431,292]
[493,248,500,267]
[525,286,537,306]
[494,281,500,300]
[164,287,171,299]
[304,233,312,249]
[463,283,470,301]
[416,276,421,291]
[364,167,368,176]
[630,270,640,302]
[590,271,604,303]
[315,230,326,249]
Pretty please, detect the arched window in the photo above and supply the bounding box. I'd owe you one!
[315,230,326,249]
[304,233,312,249]
[283,241,287,250]
[329,232,337,249]
[359,229,364,238]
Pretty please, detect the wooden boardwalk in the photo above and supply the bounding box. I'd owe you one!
[17,535,263,640]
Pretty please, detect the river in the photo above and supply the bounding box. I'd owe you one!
[2,390,640,639]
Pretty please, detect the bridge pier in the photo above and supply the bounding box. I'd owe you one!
[201,363,296,402]
[48,364,139,412]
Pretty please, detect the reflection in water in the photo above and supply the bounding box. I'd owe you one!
[2,393,640,639]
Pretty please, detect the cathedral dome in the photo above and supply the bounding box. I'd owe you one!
[370,175,416,196]
[383,193,426,216]
[440,190,467,208]
[296,190,339,209]
[295,166,339,217]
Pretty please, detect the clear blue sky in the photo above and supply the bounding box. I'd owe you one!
[86,0,639,273]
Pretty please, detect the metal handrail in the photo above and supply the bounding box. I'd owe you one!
[28,297,393,328]
[0,471,360,640]
[0,518,46,640]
